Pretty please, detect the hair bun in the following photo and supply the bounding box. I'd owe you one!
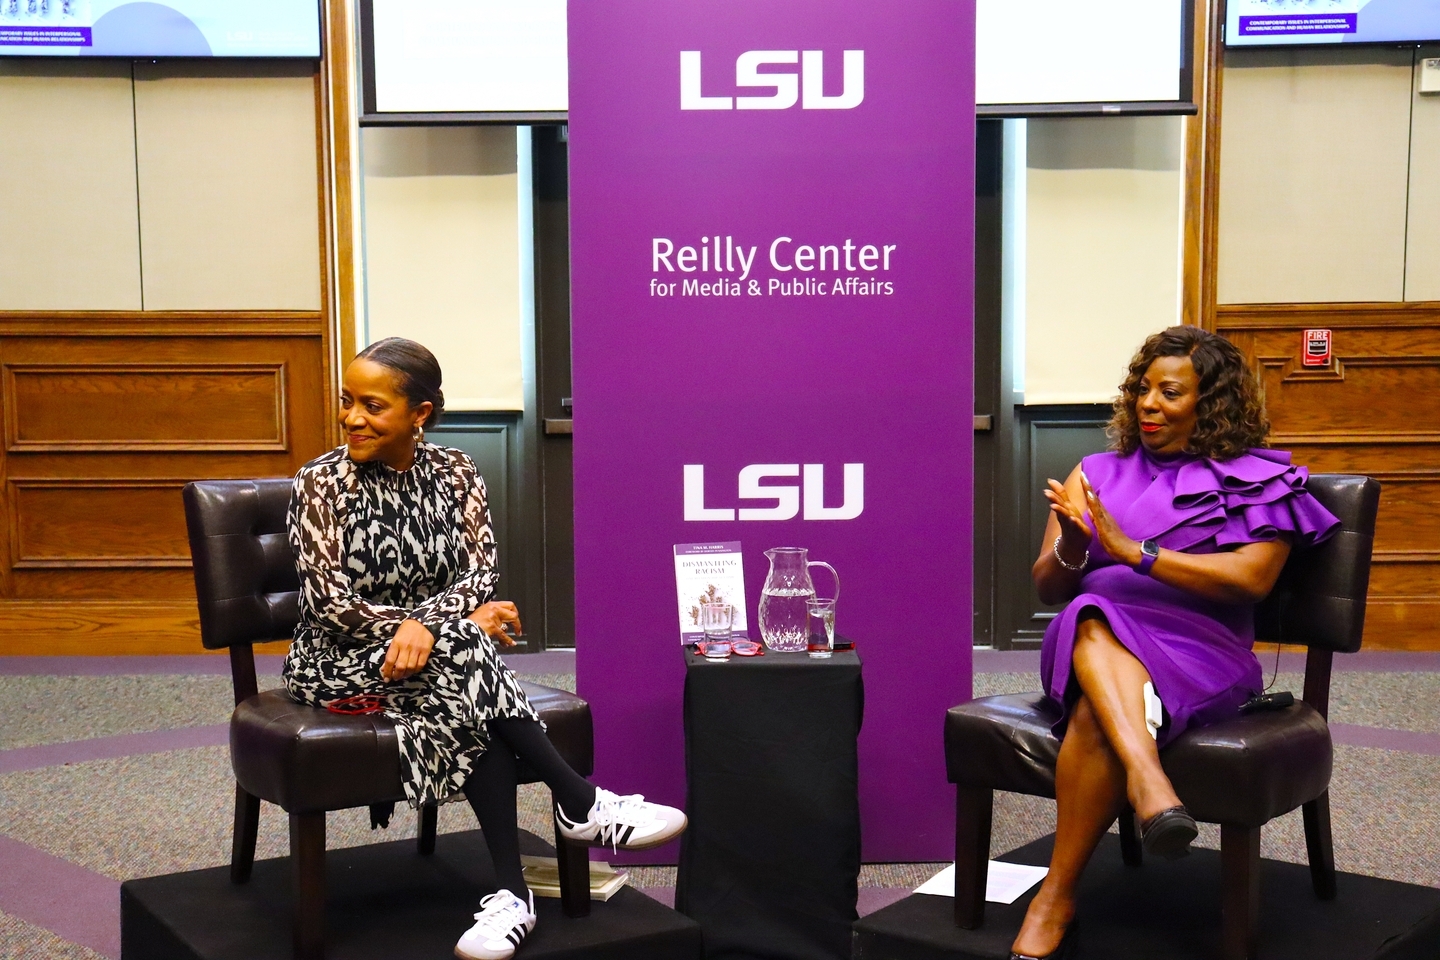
[355,337,445,428]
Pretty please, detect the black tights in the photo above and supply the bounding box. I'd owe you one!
[461,718,598,898]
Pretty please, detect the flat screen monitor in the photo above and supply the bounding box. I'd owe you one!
[1225,0,1440,47]
[977,0,1195,116]
[0,1,321,58]
[360,0,567,123]
[358,0,1193,123]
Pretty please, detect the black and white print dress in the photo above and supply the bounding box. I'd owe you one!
[282,442,539,807]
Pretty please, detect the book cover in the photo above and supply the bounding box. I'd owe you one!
[673,542,748,642]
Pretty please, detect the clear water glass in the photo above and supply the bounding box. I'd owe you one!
[807,597,836,659]
[700,601,733,640]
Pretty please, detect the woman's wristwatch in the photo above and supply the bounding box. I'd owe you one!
[1137,539,1160,576]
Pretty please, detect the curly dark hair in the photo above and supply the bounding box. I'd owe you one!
[1107,325,1269,461]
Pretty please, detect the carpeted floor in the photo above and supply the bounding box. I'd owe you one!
[2,650,1438,958]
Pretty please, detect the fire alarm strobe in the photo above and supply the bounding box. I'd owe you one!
[1302,329,1332,368]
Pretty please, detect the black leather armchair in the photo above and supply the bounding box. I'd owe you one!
[183,479,596,960]
[944,474,1380,960]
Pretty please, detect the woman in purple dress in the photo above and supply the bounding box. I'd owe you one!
[1009,326,1340,960]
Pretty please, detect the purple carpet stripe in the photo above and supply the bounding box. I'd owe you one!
[858,887,913,917]
[0,834,120,959]
[0,655,285,676]
[637,886,675,908]
[503,649,576,676]
[0,724,229,775]
[1329,723,1440,757]
[973,650,1041,674]
[1330,651,1440,672]
[971,649,1440,675]
[0,649,576,677]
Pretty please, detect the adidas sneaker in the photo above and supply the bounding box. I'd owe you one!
[454,889,536,960]
[555,787,688,851]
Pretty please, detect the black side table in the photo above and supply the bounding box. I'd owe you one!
[675,646,864,960]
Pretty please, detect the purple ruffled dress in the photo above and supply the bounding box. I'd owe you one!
[1039,447,1341,747]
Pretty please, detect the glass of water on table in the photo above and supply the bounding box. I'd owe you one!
[807,596,837,658]
[699,602,734,660]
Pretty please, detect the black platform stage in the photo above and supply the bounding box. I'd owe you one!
[120,829,701,960]
[853,834,1440,960]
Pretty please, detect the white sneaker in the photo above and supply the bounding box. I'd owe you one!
[555,788,689,851]
[454,889,536,960]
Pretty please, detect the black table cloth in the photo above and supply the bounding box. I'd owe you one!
[675,646,864,960]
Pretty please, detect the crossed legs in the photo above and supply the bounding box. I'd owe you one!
[461,718,598,899]
[1010,614,1183,957]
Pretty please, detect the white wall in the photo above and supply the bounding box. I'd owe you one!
[1405,45,1440,302]
[0,60,320,312]
[1217,47,1414,305]
[360,125,524,411]
[1021,116,1185,405]
[134,61,322,311]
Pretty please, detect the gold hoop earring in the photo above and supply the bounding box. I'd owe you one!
[413,424,424,442]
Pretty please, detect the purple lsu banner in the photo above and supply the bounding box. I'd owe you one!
[569,0,975,861]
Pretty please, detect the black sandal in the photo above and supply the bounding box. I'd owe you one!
[1010,920,1079,960]
[1140,805,1197,860]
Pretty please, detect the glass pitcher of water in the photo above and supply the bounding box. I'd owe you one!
[758,547,839,652]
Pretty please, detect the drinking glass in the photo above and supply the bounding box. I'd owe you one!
[700,602,734,659]
[807,597,836,659]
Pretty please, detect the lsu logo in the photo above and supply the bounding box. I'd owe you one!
[680,50,865,111]
[684,464,864,521]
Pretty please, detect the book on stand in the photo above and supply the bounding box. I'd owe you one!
[673,541,748,643]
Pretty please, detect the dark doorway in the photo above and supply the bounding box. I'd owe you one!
[531,125,576,648]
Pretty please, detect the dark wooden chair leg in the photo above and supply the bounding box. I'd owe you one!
[1118,808,1142,868]
[1220,823,1260,960]
[290,811,327,960]
[417,802,438,856]
[953,786,993,930]
[1303,792,1337,901]
[553,811,592,918]
[231,784,261,884]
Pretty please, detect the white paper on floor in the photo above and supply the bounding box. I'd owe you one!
[914,861,1049,904]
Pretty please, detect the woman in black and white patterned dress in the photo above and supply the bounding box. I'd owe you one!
[283,338,686,960]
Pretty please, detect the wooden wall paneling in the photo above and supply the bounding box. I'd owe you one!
[9,480,191,568]
[0,312,325,338]
[0,60,143,311]
[0,326,332,645]
[0,600,202,655]
[324,0,360,435]
[1182,0,1224,331]
[4,364,288,452]
[0,330,327,465]
[1218,303,1440,649]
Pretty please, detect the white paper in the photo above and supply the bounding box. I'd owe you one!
[915,861,1050,905]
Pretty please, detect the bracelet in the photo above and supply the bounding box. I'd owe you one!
[1053,535,1088,571]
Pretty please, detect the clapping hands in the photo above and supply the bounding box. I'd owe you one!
[1044,471,1142,568]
